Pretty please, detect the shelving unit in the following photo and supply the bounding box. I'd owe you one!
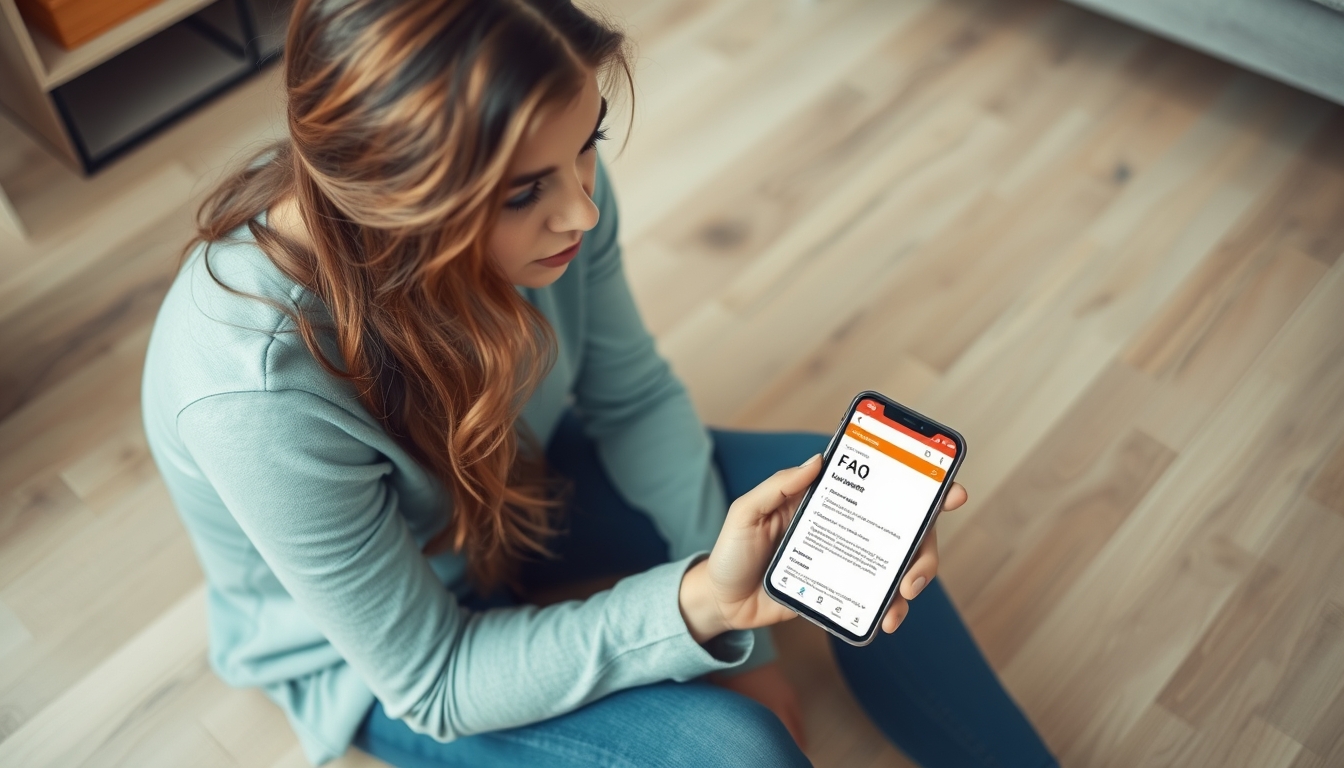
[0,0,290,236]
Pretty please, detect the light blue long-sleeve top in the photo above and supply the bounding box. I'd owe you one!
[141,158,772,765]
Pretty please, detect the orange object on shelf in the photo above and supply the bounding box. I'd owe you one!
[16,0,167,50]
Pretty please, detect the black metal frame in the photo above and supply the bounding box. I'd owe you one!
[52,0,280,174]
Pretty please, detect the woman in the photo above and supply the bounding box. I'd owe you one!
[142,1,1057,766]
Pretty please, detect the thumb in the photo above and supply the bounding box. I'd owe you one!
[729,454,821,523]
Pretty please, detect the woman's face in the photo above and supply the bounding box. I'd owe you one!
[489,73,607,288]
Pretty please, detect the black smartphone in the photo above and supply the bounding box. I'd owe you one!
[763,391,965,646]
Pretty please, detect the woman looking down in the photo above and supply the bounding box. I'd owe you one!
[141,1,1057,765]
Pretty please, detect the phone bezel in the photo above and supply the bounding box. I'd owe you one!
[762,390,966,646]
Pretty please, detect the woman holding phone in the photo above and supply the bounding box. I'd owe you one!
[141,1,1056,765]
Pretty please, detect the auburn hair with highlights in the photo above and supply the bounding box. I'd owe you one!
[192,0,631,589]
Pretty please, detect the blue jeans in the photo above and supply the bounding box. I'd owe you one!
[354,413,1058,768]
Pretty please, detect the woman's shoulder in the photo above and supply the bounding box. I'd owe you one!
[143,226,348,418]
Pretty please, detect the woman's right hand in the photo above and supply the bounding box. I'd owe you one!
[678,455,822,643]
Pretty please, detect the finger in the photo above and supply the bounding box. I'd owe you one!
[900,528,939,600]
[728,454,821,523]
[941,482,968,512]
[882,597,909,633]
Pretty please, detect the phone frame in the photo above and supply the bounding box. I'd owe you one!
[762,390,966,646]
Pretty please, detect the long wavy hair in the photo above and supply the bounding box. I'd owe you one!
[192,0,631,590]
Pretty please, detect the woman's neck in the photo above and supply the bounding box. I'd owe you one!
[268,196,314,250]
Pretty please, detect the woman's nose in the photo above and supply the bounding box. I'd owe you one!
[548,173,599,234]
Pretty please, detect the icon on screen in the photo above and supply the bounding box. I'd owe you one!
[924,449,931,458]
[798,586,806,596]
[781,575,789,584]
[816,595,824,605]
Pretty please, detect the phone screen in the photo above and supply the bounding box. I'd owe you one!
[766,396,961,641]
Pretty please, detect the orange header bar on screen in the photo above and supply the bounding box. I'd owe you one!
[845,423,947,483]
[856,399,957,456]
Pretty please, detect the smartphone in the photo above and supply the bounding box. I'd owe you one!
[763,391,965,646]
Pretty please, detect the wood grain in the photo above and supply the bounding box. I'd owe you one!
[1,0,1342,765]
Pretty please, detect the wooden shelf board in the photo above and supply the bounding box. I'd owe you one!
[30,0,219,89]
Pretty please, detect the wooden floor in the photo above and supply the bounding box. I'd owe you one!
[2,0,1343,765]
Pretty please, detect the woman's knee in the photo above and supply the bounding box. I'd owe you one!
[653,684,811,768]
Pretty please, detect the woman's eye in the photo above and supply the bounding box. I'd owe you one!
[582,126,608,153]
[505,183,541,211]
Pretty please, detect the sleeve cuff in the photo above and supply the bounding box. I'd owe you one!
[607,553,753,681]
[716,626,777,676]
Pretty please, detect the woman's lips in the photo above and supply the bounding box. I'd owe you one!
[536,238,582,268]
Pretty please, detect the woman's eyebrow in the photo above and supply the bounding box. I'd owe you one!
[506,97,609,188]
[508,168,553,188]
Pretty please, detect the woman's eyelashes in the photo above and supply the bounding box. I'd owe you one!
[504,128,605,212]
[505,180,543,211]
[582,125,608,153]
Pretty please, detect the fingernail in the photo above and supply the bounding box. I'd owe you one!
[909,576,927,599]
[800,453,820,467]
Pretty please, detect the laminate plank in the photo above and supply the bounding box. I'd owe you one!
[0,520,199,740]
[1307,437,1344,517]
[939,359,1159,603]
[1003,260,1344,765]
[963,427,1176,668]
[0,160,192,320]
[1129,247,1330,453]
[1156,499,1344,736]
[0,323,149,497]
[916,72,1321,523]
[0,479,187,638]
[1221,716,1304,768]
[1261,598,1344,745]
[78,662,236,768]
[270,743,389,768]
[628,0,1076,332]
[1100,703,1195,768]
[200,687,304,768]
[0,474,89,591]
[1161,677,1306,768]
[1165,665,1306,768]
[0,598,29,662]
[1288,748,1330,768]
[729,41,1228,438]
[1294,677,1344,766]
[611,0,947,240]
[664,103,1007,423]
[0,586,208,768]
[0,229,181,421]
[59,418,158,507]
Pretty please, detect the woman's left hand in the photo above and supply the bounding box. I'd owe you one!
[693,450,968,637]
[697,475,969,753]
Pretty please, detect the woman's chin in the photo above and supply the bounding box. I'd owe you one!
[513,262,571,289]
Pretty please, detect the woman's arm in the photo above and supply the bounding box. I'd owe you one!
[570,161,725,560]
[569,159,780,671]
[178,388,752,742]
